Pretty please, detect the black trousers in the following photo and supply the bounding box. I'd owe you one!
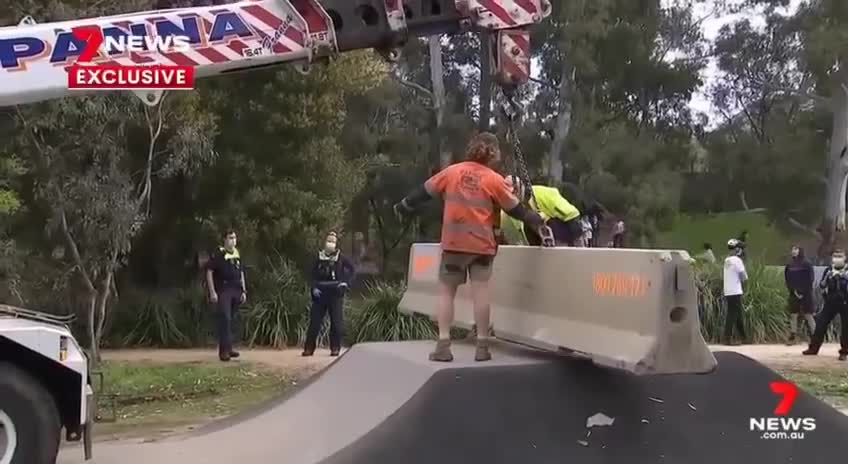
[809,302,848,355]
[216,287,242,355]
[612,233,625,248]
[304,295,344,352]
[724,294,746,341]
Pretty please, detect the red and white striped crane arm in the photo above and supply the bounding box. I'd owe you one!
[0,0,551,107]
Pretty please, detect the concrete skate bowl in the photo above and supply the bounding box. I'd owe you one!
[320,344,848,464]
[60,341,848,464]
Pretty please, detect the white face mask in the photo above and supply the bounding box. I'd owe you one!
[833,256,846,268]
[791,249,799,258]
[325,241,337,253]
[225,237,237,251]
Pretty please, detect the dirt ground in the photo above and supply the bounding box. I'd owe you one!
[101,347,346,377]
[709,342,848,370]
[102,343,845,373]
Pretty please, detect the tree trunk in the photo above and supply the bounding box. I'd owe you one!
[87,293,99,364]
[93,264,115,356]
[819,81,848,257]
[478,33,493,132]
[547,62,573,182]
[429,36,449,168]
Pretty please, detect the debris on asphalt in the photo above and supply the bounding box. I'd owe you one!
[577,440,589,447]
[641,419,650,424]
[648,396,664,404]
[586,412,615,428]
[688,403,697,411]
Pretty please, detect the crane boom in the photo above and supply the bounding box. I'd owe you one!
[0,0,551,107]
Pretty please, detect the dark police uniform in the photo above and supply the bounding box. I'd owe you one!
[304,250,355,355]
[207,246,244,359]
[806,266,848,359]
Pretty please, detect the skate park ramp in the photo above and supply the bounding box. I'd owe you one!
[60,341,848,464]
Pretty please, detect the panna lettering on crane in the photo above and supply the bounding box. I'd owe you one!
[0,12,257,70]
[748,381,817,440]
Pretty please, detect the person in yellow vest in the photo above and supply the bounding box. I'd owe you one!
[500,175,583,246]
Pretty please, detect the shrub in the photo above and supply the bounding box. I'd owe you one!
[347,281,437,343]
[242,253,311,348]
[108,287,210,348]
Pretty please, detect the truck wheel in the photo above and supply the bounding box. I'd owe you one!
[0,362,61,464]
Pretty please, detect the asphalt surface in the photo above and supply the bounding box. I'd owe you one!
[322,351,848,464]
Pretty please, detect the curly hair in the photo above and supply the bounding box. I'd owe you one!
[464,132,500,165]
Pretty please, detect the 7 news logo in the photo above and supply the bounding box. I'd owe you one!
[749,381,816,440]
[67,26,194,91]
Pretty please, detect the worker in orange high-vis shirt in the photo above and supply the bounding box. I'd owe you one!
[393,132,553,363]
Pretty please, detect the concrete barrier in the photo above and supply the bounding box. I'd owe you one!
[399,244,718,375]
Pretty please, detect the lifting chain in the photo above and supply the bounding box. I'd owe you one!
[499,85,535,206]
[499,85,555,247]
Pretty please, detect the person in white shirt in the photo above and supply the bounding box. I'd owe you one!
[723,238,748,345]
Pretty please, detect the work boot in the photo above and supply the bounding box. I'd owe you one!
[475,339,492,362]
[301,349,314,357]
[330,350,340,357]
[802,348,818,356]
[219,352,230,362]
[839,353,847,361]
[428,339,454,362]
[229,351,240,359]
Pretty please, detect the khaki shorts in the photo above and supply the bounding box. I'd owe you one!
[439,251,494,286]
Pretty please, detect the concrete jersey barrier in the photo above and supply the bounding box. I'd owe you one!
[399,243,718,375]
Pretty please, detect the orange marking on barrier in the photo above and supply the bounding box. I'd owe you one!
[592,272,649,298]
[414,255,436,275]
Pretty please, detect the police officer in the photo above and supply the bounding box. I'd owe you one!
[205,229,247,362]
[303,232,355,357]
[803,249,848,361]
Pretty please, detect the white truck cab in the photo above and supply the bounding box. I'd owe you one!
[0,305,94,464]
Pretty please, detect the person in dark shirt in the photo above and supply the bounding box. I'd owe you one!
[205,229,247,362]
[303,232,355,357]
[803,249,848,361]
[784,245,816,344]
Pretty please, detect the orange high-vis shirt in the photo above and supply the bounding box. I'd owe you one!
[424,161,519,255]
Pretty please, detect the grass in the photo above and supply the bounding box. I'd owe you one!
[779,367,848,412]
[657,210,797,264]
[93,361,296,439]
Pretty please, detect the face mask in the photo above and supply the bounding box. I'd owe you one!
[325,241,337,253]
[791,249,799,258]
[833,257,845,268]
[225,238,236,251]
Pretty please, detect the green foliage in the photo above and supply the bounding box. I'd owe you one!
[242,254,311,349]
[107,287,210,348]
[100,360,291,406]
[657,210,796,264]
[348,281,437,343]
